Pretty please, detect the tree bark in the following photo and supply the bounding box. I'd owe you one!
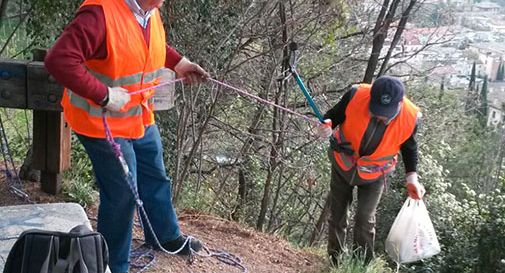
[363,0,401,83]
[378,0,418,76]
[0,0,8,23]
[256,1,290,231]
[309,193,330,246]
[231,168,248,221]
[19,147,40,182]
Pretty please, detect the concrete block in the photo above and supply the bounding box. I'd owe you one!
[0,203,91,271]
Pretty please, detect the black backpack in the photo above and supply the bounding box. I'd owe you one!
[3,225,108,273]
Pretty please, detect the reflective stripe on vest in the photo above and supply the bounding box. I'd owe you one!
[90,68,166,88]
[360,154,396,162]
[68,90,142,118]
[357,159,396,173]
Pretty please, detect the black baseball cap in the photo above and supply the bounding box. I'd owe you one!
[369,76,405,119]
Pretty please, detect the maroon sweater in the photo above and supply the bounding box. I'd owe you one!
[45,5,182,104]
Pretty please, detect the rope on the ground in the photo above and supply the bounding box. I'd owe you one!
[197,247,248,272]
[130,241,156,273]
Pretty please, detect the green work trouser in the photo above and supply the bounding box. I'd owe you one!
[327,149,385,262]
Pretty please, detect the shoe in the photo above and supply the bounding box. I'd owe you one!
[160,235,202,255]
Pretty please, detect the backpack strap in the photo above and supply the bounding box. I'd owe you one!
[53,238,89,273]
[39,236,59,273]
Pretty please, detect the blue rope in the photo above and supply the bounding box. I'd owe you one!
[198,247,247,272]
[130,241,156,273]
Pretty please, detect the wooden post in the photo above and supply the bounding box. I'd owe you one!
[29,49,71,194]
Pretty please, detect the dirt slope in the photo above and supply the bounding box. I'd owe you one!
[148,211,325,273]
[0,183,327,273]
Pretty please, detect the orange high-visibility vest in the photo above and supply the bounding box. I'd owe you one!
[61,0,166,138]
[333,84,419,181]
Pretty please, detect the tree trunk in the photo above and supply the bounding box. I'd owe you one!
[363,0,401,83]
[378,0,418,76]
[231,168,248,221]
[267,165,286,231]
[19,147,40,182]
[229,107,265,220]
[256,70,284,231]
[309,193,331,246]
[256,1,290,231]
[256,164,275,230]
[0,0,8,23]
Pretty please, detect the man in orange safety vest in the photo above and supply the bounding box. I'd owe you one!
[316,76,426,264]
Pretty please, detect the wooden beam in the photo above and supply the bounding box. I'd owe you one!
[0,60,28,109]
[27,61,64,111]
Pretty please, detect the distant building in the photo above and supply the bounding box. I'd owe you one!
[485,82,505,127]
[469,43,505,81]
[490,20,505,34]
[396,27,453,54]
[427,0,472,6]
[472,1,502,13]
[487,105,503,127]
[462,16,493,31]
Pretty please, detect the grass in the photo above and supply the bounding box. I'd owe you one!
[306,247,395,273]
[328,253,394,273]
[62,135,97,207]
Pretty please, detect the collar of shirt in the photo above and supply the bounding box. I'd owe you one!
[124,0,154,29]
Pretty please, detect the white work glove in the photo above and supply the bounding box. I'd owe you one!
[316,119,333,139]
[406,172,426,200]
[104,87,131,112]
[174,57,210,84]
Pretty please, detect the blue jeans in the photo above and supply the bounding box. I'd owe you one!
[76,125,181,273]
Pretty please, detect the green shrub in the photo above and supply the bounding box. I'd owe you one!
[62,135,97,207]
[324,251,393,273]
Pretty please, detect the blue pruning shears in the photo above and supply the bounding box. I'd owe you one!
[288,42,325,123]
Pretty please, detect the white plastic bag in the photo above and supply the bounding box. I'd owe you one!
[385,197,441,264]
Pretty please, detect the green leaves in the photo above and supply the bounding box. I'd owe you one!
[25,0,80,47]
